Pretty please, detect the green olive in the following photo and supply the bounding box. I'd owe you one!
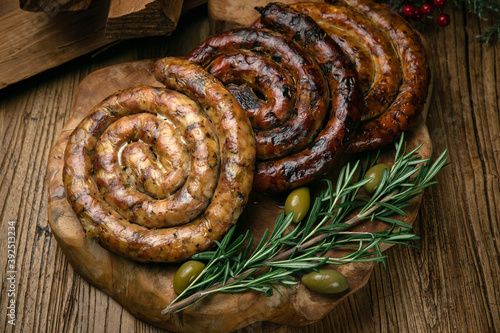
[173,260,205,294]
[301,269,349,294]
[363,163,390,194]
[284,187,311,223]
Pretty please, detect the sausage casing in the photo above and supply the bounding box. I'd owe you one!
[187,28,329,163]
[64,59,255,262]
[253,2,362,192]
[292,1,430,153]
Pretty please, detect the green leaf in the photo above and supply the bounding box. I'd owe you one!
[376,216,413,229]
[163,136,449,315]
[375,201,408,216]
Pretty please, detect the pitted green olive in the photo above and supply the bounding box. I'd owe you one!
[173,260,205,294]
[301,269,349,294]
[284,187,311,223]
[363,163,390,194]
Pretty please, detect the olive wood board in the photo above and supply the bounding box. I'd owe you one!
[47,58,432,332]
[0,0,206,90]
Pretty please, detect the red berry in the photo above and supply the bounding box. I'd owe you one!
[412,8,424,21]
[402,5,415,17]
[421,3,433,15]
[437,13,451,26]
[433,0,447,8]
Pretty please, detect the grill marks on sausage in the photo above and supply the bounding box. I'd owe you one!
[252,3,362,192]
[292,2,402,124]
[344,0,429,152]
[291,1,429,153]
[187,5,365,192]
[209,52,296,131]
[187,28,329,163]
[64,61,256,262]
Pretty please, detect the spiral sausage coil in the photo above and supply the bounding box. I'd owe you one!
[63,58,255,263]
[290,0,431,153]
[63,2,430,262]
[187,3,363,193]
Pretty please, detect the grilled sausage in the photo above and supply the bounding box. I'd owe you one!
[252,2,362,192]
[187,10,362,192]
[64,58,255,263]
[292,1,430,153]
[93,98,219,229]
[291,2,402,122]
[208,51,296,131]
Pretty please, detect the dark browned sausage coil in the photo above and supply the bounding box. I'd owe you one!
[291,0,431,153]
[63,58,255,263]
[187,3,362,193]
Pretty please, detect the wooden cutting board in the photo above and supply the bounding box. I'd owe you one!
[46,58,432,332]
[208,0,324,32]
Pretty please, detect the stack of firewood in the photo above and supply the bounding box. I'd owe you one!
[20,0,203,39]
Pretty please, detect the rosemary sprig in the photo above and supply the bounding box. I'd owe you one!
[161,135,448,315]
[466,0,500,46]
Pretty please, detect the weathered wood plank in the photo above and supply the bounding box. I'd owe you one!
[0,3,498,333]
[0,0,111,90]
[410,5,500,333]
[20,0,92,12]
[0,0,19,16]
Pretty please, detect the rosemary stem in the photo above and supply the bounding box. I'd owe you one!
[161,273,244,315]
[161,189,399,315]
[265,188,398,264]
[159,135,449,315]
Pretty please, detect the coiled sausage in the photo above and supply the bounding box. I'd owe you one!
[64,58,255,262]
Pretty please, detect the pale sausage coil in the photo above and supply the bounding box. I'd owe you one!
[63,58,255,263]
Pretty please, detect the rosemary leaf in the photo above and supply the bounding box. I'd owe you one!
[162,134,448,315]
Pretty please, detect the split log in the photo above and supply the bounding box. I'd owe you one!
[105,0,185,39]
[20,0,92,12]
[1,0,110,90]
[208,0,324,33]
[47,59,432,332]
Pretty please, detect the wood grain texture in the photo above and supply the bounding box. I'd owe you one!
[20,0,92,12]
[0,0,111,90]
[0,4,499,333]
[1,0,206,89]
[208,0,323,32]
[105,0,184,39]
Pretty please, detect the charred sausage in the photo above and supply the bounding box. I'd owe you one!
[187,8,362,192]
[187,28,330,164]
[253,2,362,192]
[292,1,430,153]
[291,2,403,122]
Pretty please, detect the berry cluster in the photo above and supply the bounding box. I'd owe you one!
[402,0,451,27]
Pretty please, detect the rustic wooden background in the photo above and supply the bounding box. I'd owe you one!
[1,3,499,332]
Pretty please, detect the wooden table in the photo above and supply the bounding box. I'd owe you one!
[1,4,499,332]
